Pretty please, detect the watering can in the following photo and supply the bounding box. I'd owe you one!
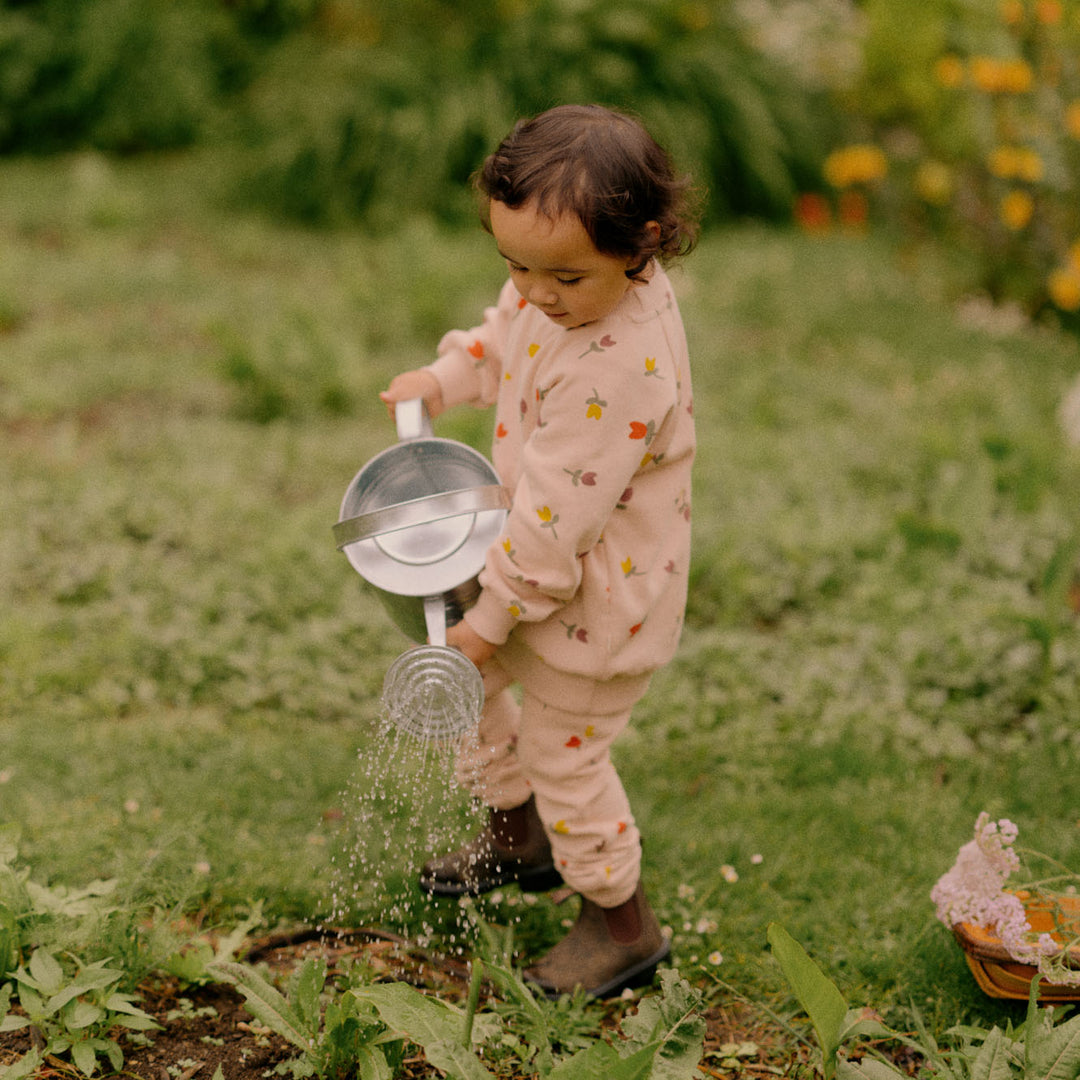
[334,399,510,740]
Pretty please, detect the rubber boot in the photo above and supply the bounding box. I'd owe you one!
[523,880,670,998]
[419,796,562,896]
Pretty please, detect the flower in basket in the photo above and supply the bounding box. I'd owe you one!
[932,813,1080,990]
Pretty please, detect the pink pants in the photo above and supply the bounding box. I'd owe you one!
[454,658,642,908]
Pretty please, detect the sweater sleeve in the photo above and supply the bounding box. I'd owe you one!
[425,279,519,410]
[464,327,679,646]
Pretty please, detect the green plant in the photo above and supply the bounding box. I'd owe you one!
[211,957,409,1079]
[213,949,706,1080]
[161,903,266,987]
[240,0,827,229]
[0,950,159,1077]
[770,920,1080,1080]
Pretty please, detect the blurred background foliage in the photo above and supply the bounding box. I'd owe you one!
[4,0,1080,320]
[0,0,831,226]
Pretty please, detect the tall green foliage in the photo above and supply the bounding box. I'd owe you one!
[0,0,254,153]
[0,0,829,224]
[241,0,827,226]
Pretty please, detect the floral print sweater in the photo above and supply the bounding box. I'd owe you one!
[426,265,695,685]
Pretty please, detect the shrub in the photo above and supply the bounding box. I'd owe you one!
[802,0,1080,322]
[235,0,830,227]
[0,0,252,153]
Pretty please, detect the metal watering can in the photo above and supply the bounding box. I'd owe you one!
[334,399,510,741]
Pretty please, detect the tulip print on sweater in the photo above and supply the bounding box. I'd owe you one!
[425,266,695,685]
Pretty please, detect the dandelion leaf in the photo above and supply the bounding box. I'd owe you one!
[1028,1011,1080,1080]
[209,961,309,1050]
[767,922,847,1074]
[614,969,705,1078]
[837,1058,914,1079]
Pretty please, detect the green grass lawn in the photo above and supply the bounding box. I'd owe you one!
[1,150,1079,1037]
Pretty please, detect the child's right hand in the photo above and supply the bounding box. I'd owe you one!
[379,369,445,421]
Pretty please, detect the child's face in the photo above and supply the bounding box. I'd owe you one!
[489,199,638,329]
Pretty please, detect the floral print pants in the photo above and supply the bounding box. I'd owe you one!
[454,658,642,908]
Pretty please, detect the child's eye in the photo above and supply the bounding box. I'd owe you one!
[557,277,582,285]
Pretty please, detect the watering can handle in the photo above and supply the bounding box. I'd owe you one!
[423,595,447,647]
[396,398,433,441]
[332,484,512,549]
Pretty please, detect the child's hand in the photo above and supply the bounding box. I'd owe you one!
[380,370,445,420]
[445,619,498,669]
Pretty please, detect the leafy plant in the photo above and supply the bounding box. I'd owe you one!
[213,950,706,1080]
[769,921,1080,1080]
[161,902,266,986]
[0,950,159,1077]
[767,923,897,1080]
[210,957,408,1079]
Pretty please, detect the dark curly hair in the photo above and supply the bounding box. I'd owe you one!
[475,104,701,280]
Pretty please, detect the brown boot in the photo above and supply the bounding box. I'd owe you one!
[419,796,562,897]
[523,881,670,998]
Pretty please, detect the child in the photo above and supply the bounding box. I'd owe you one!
[380,103,699,997]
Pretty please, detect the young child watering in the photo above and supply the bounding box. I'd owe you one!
[380,104,698,998]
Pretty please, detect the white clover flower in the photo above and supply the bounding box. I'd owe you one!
[708,951,724,965]
[721,864,739,883]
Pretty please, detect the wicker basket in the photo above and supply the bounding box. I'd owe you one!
[952,891,1080,1002]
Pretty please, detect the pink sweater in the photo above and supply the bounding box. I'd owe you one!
[427,266,695,698]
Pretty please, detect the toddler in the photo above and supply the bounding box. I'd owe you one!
[380,103,698,997]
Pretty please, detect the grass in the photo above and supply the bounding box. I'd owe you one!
[2,149,1080,1042]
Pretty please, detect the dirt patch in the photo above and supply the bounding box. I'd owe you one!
[0,928,821,1079]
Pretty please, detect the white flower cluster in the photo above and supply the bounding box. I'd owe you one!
[932,813,1080,986]
[931,812,1020,929]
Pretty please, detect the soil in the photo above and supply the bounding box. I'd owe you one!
[0,928,854,1079]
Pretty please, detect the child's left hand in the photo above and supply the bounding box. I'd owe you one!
[445,619,498,669]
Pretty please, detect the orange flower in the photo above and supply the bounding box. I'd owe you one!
[794,192,831,232]
[1048,268,1080,311]
[1036,0,1063,23]
[1000,190,1035,230]
[1000,0,1024,24]
[1066,101,1080,140]
[838,190,869,227]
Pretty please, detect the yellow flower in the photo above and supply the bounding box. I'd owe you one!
[971,55,1033,94]
[586,402,602,419]
[1066,101,1080,140]
[1000,190,1034,230]
[553,820,570,835]
[935,54,965,88]
[1048,268,1080,311]
[988,145,1044,182]
[621,557,634,576]
[502,537,512,553]
[1000,0,1024,24]
[914,160,953,206]
[508,601,523,618]
[1001,58,1034,93]
[537,506,552,523]
[823,144,888,188]
[1036,0,1063,24]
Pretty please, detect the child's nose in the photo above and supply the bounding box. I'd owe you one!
[529,281,559,307]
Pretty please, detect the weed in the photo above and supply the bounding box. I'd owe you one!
[0,951,159,1077]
